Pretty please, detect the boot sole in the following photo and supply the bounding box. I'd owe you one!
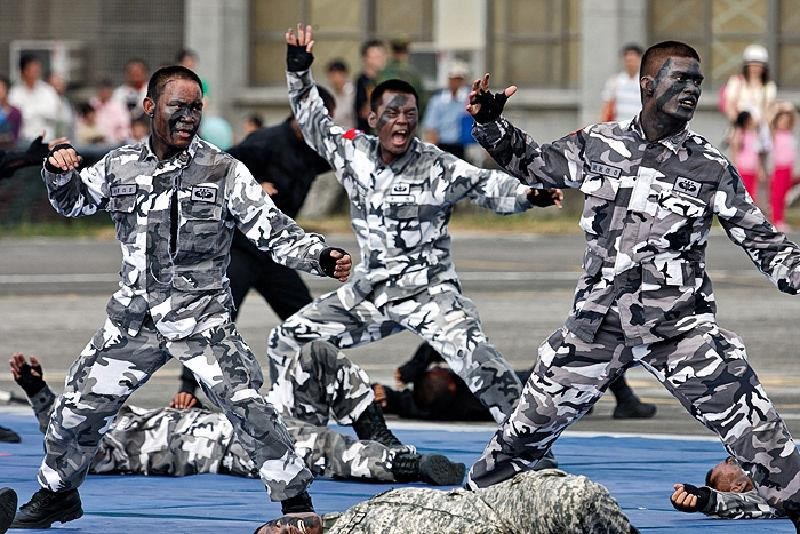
[0,488,17,534]
[420,455,466,486]
[11,506,83,529]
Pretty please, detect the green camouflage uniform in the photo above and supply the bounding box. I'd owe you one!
[38,135,331,501]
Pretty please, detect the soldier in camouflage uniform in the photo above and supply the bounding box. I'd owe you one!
[11,65,352,530]
[269,25,562,431]
[255,470,637,534]
[464,41,800,527]
[10,350,462,486]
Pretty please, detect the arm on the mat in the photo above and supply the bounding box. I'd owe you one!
[466,74,585,189]
[714,162,800,293]
[9,353,56,434]
[707,489,783,519]
[42,143,111,217]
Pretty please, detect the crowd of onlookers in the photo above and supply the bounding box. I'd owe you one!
[602,43,798,230]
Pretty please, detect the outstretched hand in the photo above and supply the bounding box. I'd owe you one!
[9,352,46,396]
[285,23,315,71]
[170,391,198,410]
[528,188,563,208]
[670,483,711,513]
[466,73,517,123]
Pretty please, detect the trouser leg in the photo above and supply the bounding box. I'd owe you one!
[260,260,314,321]
[288,419,394,482]
[468,323,629,488]
[37,318,169,491]
[226,247,261,321]
[172,322,311,501]
[388,283,521,424]
[287,340,374,426]
[639,323,800,513]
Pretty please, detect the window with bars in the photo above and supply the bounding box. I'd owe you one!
[249,0,434,86]
[649,0,800,88]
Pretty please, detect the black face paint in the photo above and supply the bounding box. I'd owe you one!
[641,56,703,142]
[149,78,203,160]
[374,92,418,164]
[167,103,202,136]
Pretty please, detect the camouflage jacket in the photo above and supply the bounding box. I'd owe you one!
[42,136,327,339]
[474,116,800,345]
[323,469,634,533]
[288,69,533,308]
[705,488,783,519]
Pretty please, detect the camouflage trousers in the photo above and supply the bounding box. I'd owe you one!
[268,282,521,424]
[468,311,800,513]
[37,316,312,501]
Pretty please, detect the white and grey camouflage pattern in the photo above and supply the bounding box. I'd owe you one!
[269,69,538,424]
[706,489,783,519]
[467,115,800,514]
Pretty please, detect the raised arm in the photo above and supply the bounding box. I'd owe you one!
[466,74,585,189]
[227,159,351,281]
[714,162,800,293]
[671,483,781,519]
[10,354,56,434]
[41,143,109,217]
[285,24,352,180]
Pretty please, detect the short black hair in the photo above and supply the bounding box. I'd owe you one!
[705,468,715,488]
[735,111,752,129]
[327,59,349,73]
[640,41,700,79]
[361,39,385,57]
[622,43,644,56]
[370,79,418,111]
[317,85,336,113]
[175,48,197,63]
[246,114,264,129]
[19,54,40,72]
[146,65,203,101]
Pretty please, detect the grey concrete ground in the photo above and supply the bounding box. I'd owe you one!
[2,231,800,438]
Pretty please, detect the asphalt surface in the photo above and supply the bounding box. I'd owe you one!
[2,230,800,438]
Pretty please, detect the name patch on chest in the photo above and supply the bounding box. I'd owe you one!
[590,161,622,179]
[674,177,701,197]
[191,185,218,203]
[390,183,411,195]
[111,184,137,197]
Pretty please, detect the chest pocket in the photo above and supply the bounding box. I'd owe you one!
[579,173,619,237]
[656,189,707,219]
[179,184,224,255]
[107,183,138,245]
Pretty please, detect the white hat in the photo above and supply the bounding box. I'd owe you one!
[447,61,469,79]
[742,44,768,64]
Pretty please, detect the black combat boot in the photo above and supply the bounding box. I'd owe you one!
[11,488,82,528]
[0,426,20,444]
[783,501,800,533]
[613,395,657,419]
[351,403,402,448]
[0,488,16,534]
[533,449,558,470]
[391,451,466,486]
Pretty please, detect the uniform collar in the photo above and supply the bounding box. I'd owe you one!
[376,137,419,174]
[141,135,200,166]
[630,114,689,154]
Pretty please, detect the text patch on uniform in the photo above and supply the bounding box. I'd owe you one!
[674,177,701,197]
[111,184,137,197]
[590,161,622,179]
[191,185,218,203]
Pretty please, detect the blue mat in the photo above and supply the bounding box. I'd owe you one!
[0,413,793,532]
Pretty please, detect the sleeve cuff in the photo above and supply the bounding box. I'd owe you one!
[42,167,73,186]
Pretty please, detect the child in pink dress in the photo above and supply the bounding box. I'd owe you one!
[770,104,797,230]
[731,111,761,201]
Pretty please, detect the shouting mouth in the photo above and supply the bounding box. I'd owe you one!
[174,123,195,140]
[391,129,409,147]
[678,97,697,110]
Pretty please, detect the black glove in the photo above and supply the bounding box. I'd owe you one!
[319,247,347,278]
[44,142,76,174]
[24,136,49,165]
[671,483,712,512]
[14,361,46,397]
[470,89,509,123]
[287,44,314,72]
[528,189,559,208]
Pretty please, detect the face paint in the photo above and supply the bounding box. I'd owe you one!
[374,91,418,164]
[149,78,203,160]
[641,56,703,141]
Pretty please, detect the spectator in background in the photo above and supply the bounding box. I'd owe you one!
[112,58,149,119]
[75,102,105,146]
[128,114,149,144]
[770,103,797,232]
[378,38,426,113]
[730,111,761,202]
[47,73,74,140]
[90,79,130,145]
[0,76,22,150]
[422,61,471,159]
[325,59,355,129]
[600,44,643,122]
[176,48,209,95]
[354,39,386,132]
[242,114,263,138]
[8,55,60,141]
